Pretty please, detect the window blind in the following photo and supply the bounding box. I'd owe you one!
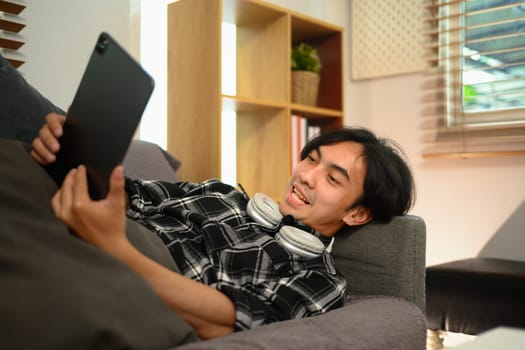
[0,0,26,68]
[422,0,525,158]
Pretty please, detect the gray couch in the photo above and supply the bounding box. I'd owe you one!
[0,53,427,349]
[122,139,428,350]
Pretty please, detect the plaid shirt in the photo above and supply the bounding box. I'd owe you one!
[125,178,347,331]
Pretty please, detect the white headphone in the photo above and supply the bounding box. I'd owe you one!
[246,193,332,259]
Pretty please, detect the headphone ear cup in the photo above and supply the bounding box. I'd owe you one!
[247,193,283,228]
[246,193,326,259]
[276,226,325,258]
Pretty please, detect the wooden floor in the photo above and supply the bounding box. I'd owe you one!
[427,330,476,350]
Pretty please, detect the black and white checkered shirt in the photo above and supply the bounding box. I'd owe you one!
[125,178,347,331]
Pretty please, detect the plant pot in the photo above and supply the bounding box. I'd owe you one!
[291,70,320,106]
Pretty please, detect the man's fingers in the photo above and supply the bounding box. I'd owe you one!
[38,123,60,152]
[30,148,46,164]
[108,165,125,204]
[50,188,62,216]
[30,113,66,165]
[41,113,65,153]
[51,168,76,218]
[72,165,90,203]
[31,137,56,163]
[59,168,77,216]
[46,113,65,137]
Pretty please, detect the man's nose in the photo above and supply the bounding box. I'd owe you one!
[299,166,319,188]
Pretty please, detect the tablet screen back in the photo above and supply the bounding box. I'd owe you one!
[47,32,154,199]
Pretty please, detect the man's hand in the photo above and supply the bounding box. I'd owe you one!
[31,113,66,165]
[51,164,235,339]
[51,164,127,250]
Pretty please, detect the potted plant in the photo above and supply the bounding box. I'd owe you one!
[291,42,321,106]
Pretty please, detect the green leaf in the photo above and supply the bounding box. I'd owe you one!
[291,42,321,73]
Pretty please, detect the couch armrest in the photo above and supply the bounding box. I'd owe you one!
[176,296,426,350]
[332,215,426,312]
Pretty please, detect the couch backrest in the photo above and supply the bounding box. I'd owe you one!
[123,140,181,182]
[332,215,426,312]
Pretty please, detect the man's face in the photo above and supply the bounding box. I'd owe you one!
[279,141,370,236]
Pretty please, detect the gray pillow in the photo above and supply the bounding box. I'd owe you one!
[0,139,196,349]
[0,54,65,144]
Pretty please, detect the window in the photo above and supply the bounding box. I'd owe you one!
[423,0,525,158]
[0,0,26,68]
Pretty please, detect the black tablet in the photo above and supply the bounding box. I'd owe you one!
[47,32,155,199]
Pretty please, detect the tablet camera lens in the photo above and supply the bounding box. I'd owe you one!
[96,37,109,54]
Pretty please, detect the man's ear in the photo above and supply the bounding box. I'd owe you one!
[342,206,372,226]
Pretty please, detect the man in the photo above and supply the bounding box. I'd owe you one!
[31,113,415,341]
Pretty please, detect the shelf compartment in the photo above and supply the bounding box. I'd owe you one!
[236,21,289,103]
[291,16,343,111]
[237,107,290,199]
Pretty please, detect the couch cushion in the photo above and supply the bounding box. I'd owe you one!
[0,139,197,349]
[0,54,65,144]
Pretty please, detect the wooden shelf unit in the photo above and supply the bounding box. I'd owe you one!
[167,0,344,200]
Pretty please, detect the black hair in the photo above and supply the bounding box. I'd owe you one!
[300,127,415,223]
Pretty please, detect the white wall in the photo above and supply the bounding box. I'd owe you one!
[19,0,525,267]
[137,0,171,149]
[19,0,140,110]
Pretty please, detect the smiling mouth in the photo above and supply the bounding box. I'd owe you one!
[291,186,310,205]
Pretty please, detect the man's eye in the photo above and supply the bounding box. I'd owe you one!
[328,175,339,184]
